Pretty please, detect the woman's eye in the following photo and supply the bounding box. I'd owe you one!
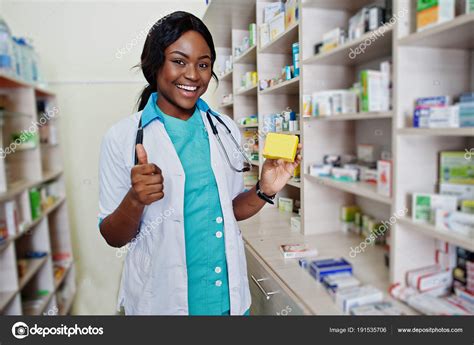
[199,63,209,69]
[173,60,185,66]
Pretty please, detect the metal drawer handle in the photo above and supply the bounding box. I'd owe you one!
[250,275,279,300]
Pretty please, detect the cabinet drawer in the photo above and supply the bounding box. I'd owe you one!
[245,244,308,315]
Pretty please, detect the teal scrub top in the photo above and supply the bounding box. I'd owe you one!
[159,105,231,315]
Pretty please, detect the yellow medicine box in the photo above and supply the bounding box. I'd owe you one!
[263,133,299,162]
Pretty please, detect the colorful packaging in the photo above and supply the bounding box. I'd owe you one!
[435,209,474,238]
[439,151,474,185]
[259,23,270,47]
[309,258,353,282]
[269,12,285,40]
[360,70,385,112]
[249,23,257,47]
[29,188,42,220]
[278,197,294,212]
[292,42,299,77]
[412,193,458,223]
[377,160,392,197]
[417,0,455,32]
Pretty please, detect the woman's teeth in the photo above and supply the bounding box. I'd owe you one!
[176,84,197,92]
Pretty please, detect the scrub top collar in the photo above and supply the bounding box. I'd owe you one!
[141,92,220,129]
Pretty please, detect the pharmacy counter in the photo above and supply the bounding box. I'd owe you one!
[238,206,417,315]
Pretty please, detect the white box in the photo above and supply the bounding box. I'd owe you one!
[436,249,457,269]
[335,285,384,314]
[263,1,284,23]
[4,201,18,236]
[259,23,270,47]
[435,209,474,238]
[428,105,459,128]
[290,216,301,232]
[380,61,391,111]
[439,183,474,203]
[268,12,285,41]
[377,160,392,197]
[412,193,458,224]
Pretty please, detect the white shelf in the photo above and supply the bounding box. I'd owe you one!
[235,85,258,96]
[18,255,49,290]
[234,45,256,64]
[220,100,234,108]
[302,0,380,11]
[397,128,474,137]
[0,71,54,96]
[59,291,76,315]
[0,290,17,312]
[259,77,300,95]
[303,26,393,66]
[287,178,301,188]
[0,171,64,203]
[54,262,73,290]
[399,217,474,252]
[259,22,299,54]
[304,111,393,121]
[398,14,474,49]
[219,70,233,81]
[305,174,392,205]
[238,123,258,129]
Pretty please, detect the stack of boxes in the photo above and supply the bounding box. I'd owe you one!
[412,93,474,129]
[303,61,391,117]
[259,0,298,47]
[416,0,457,32]
[299,257,399,314]
[313,1,392,55]
[412,151,474,239]
[234,23,257,59]
[308,144,392,197]
[390,242,473,315]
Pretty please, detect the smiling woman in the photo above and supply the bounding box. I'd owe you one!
[98,11,301,316]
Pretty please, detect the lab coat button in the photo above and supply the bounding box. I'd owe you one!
[215,266,222,274]
[216,217,223,224]
[215,231,223,238]
[215,280,222,287]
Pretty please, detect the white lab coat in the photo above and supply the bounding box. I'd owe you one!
[98,107,251,315]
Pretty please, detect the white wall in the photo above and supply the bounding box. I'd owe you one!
[2,0,218,314]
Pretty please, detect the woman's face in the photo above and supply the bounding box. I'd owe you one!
[157,30,213,114]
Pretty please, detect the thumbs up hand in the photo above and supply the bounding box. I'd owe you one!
[130,144,164,205]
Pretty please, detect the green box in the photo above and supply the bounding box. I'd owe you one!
[439,151,474,185]
[29,188,42,220]
[417,0,438,12]
[341,205,360,222]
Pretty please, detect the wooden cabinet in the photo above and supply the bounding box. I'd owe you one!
[245,243,309,315]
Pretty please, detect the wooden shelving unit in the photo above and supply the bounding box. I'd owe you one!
[0,72,76,315]
[204,0,473,315]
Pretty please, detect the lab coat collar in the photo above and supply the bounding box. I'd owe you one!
[141,92,220,128]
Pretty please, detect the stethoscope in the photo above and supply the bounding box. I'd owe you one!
[134,109,252,172]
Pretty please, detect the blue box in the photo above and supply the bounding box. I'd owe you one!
[460,102,474,127]
[415,96,451,107]
[309,258,353,282]
[292,42,300,77]
[413,106,430,128]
